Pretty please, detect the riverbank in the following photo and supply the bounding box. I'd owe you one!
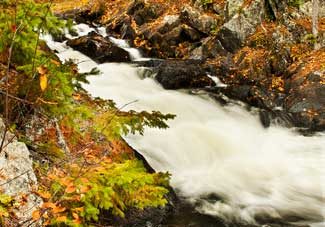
[61,0,325,132]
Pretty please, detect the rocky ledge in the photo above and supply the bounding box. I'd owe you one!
[78,0,324,132]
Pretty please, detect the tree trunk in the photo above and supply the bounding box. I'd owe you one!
[312,0,320,49]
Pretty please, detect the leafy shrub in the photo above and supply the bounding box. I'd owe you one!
[35,160,170,226]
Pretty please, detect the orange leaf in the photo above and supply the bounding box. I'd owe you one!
[42,202,57,209]
[37,66,48,75]
[59,177,72,187]
[56,216,67,222]
[47,174,57,180]
[80,178,89,184]
[65,184,76,194]
[79,185,91,193]
[37,191,51,199]
[74,207,84,212]
[40,74,48,91]
[72,212,81,224]
[32,210,41,220]
[73,93,81,101]
[52,206,66,214]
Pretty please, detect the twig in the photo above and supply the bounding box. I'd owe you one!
[0,170,30,187]
[0,90,33,104]
[54,118,71,154]
[100,99,139,133]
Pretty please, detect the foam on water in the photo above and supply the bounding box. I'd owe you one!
[43,26,325,226]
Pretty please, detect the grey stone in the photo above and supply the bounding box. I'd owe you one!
[217,0,264,53]
[0,118,42,226]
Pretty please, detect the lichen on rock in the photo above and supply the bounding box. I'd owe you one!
[0,118,42,226]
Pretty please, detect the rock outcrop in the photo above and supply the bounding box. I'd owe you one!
[67,31,131,63]
[65,0,325,132]
[155,60,216,89]
[0,118,42,226]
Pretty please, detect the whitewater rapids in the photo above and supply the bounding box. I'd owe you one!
[44,24,325,226]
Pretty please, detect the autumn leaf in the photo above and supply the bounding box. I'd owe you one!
[56,215,67,222]
[72,212,81,224]
[65,184,76,193]
[59,177,72,187]
[79,185,91,193]
[37,66,47,74]
[42,202,57,209]
[32,210,41,220]
[37,191,51,199]
[52,206,66,214]
[74,207,84,212]
[37,66,48,91]
[40,74,48,91]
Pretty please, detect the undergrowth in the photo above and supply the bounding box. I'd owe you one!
[0,0,175,225]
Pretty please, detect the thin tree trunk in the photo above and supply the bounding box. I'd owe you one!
[312,0,320,49]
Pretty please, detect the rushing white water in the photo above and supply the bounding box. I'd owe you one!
[45,24,325,226]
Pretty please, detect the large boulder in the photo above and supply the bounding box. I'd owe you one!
[285,49,325,131]
[216,0,265,53]
[180,6,219,35]
[0,118,42,226]
[67,31,131,63]
[127,0,164,26]
[155,60,216,89]
[190,36,228,59]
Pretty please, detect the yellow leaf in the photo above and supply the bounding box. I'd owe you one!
[32,210,41,220]
[40,74,48,91]
[74,207,84,212]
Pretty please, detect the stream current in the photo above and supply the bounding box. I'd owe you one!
[44,24,325,227]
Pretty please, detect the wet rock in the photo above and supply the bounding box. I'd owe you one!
[0,118,42,226]
[66,31,131,63]
[217,0,264,53]
[181,6,218,35]
[190,37,227,59]
[106,14,131,34]
[163,24,201,45]
[285,70,325,131]
[155,60,216,89]
[56,9,103,25]
[121,20,137,40]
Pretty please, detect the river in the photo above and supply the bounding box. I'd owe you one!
[44,24,325,227]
